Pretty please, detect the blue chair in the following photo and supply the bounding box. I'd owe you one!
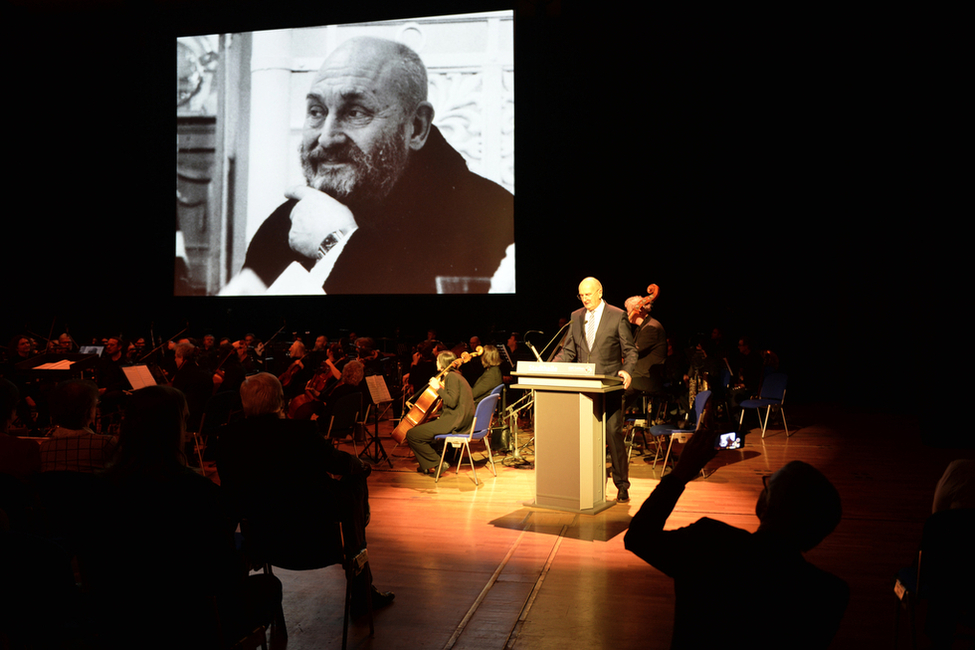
[648,390,711,475]
[738,373,789,438]
[434,391,502,485]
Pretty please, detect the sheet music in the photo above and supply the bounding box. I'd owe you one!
[365,375,393,404]
[36,360,74,370]
[497,341,514,367]
[122,365,157,390]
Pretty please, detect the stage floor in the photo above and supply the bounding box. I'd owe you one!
[203,401,963,649]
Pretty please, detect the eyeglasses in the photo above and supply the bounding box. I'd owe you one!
[577,292,600,301]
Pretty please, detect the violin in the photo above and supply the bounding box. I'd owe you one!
[391,346,483,444]
[279,358,304,388]
[210,344,238,395]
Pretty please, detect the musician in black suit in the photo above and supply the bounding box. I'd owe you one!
[554,277,638,503]
[406,350,475,475]
[624,295,667,394]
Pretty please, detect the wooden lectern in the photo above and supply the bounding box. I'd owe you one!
[511,361,624,514]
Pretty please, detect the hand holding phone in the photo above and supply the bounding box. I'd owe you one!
[714,432,741,450]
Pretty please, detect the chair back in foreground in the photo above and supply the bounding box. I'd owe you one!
[240,487,372,650]
[434,391,502,485]
[326,392,369,455]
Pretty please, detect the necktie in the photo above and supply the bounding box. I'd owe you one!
[586,310,596,351]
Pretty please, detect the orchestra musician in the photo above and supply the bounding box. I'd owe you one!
[470,344,503,404]
[312,359,368,432]
[623,294,667,395]
[169,340,214,433]
[288,354,360,422]
[406,350,475,476]
[279,340,314,402]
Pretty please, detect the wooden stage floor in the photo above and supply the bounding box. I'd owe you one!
[206,401,967,649]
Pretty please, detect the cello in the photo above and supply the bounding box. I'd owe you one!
[288,363,337,419]
[391,346,483,444]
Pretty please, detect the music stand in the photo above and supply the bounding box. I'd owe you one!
[360,375,393,467]
[15,353,98,381]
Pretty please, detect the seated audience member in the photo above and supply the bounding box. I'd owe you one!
[0,379,40,481]
[39,379,117,473]
[932,458,975,513]
[624,408,848,649]
[471,344,503,404]
[216,372,393,615]
[81,385,282,649]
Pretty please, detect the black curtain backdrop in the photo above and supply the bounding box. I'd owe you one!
[3,0,938,418]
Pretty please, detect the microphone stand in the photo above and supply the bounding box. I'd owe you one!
[541,321,571,361]
[523,330,544,363]
[498,334,537,468]
[506,321,570,467]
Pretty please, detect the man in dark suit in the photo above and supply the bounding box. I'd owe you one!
[215,372,393,615]
[555,277,638,502]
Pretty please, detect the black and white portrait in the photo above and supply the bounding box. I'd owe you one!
[175,11,515,296]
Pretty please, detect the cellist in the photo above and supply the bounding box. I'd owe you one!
[287,344,347,420]
[279,340,314,402]
[406,350,475,476]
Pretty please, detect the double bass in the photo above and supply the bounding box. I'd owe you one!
[636,283,660,312]
[391,346,483,444]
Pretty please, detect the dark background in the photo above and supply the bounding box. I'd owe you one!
[3,1,938,417]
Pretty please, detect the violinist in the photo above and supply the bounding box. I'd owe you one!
[402,341,437,398]
[310,360,367,431]
[211,341,246,396]
[170,340,214,433]
[406,350,475,476]
[306,335,330,369]
[3,335,39,432]
[95,336,130,432]
[237,338,263,374]
[286,344,347,420]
